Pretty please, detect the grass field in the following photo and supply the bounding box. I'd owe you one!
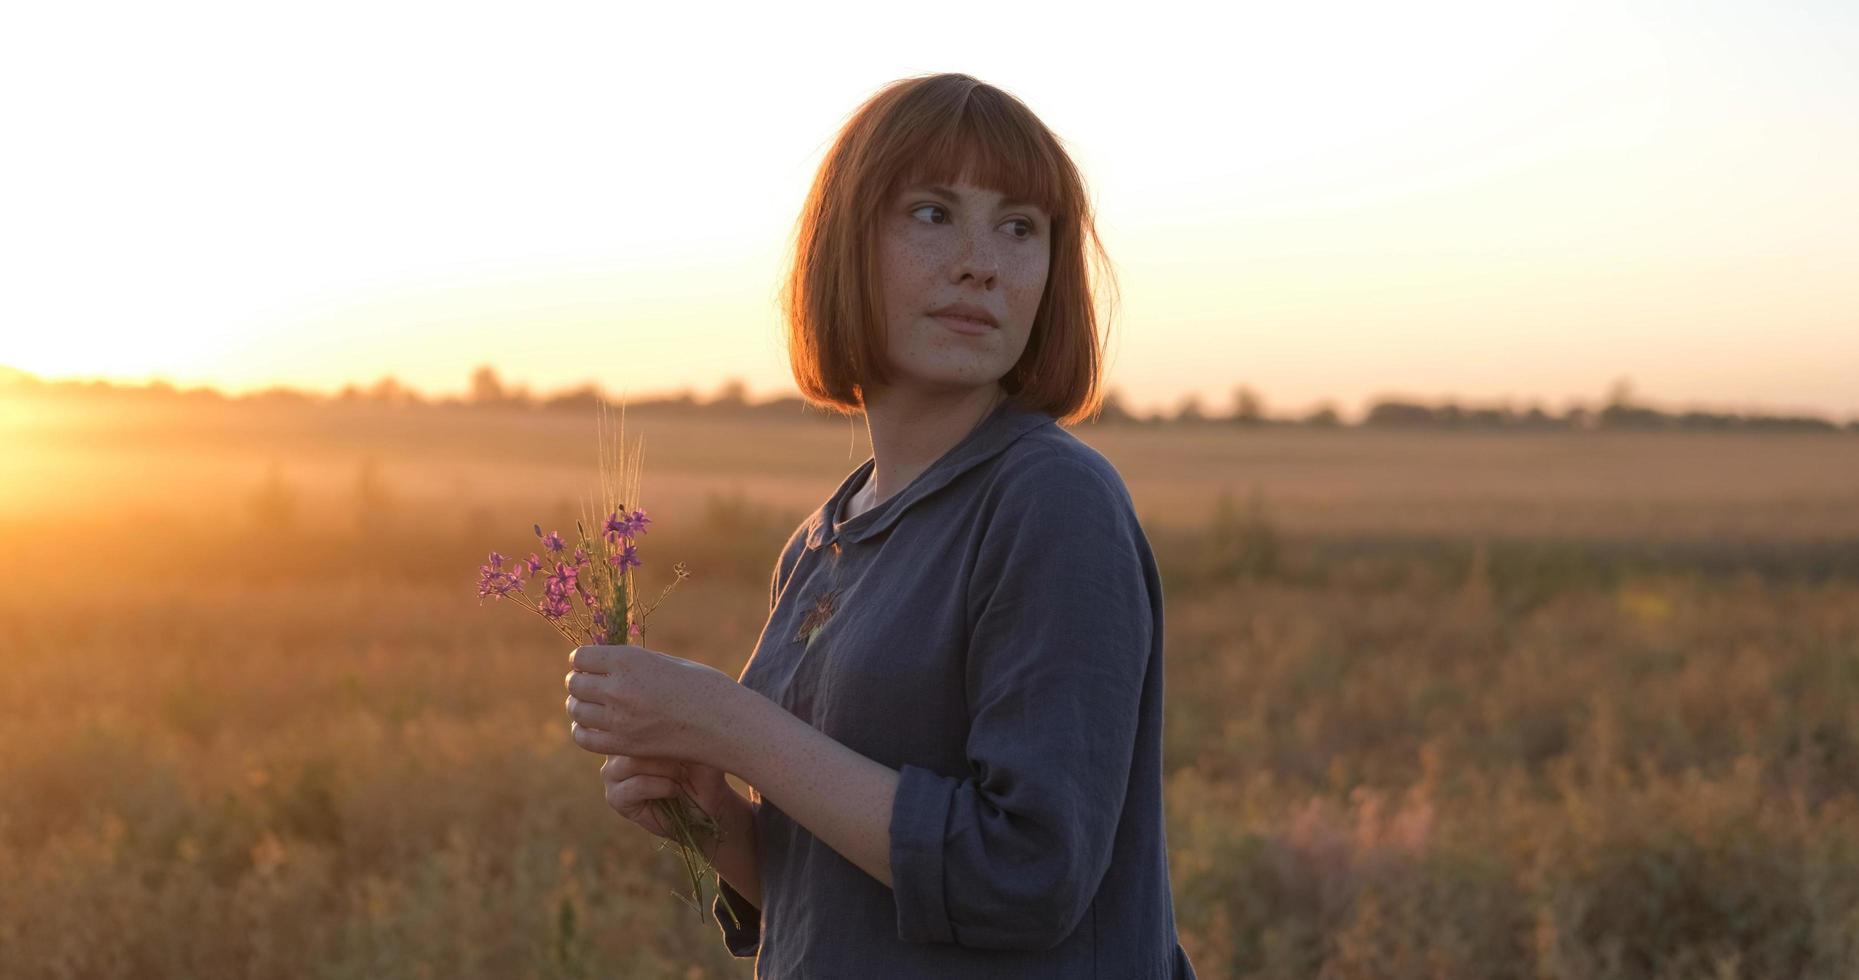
[3,394,1858,978]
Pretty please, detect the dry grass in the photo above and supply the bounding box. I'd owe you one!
[2,395,1857,978]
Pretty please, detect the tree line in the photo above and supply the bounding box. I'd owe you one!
[2,364,1852,434]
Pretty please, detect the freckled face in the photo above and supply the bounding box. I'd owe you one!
[874,177,1050,395]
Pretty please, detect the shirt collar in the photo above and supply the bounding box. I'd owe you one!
[803,396,1056,552]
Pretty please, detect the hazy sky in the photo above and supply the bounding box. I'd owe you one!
[3,1,1855,420]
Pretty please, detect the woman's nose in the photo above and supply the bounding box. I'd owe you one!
[948,225,1000,284]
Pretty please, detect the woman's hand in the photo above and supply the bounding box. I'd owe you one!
[564,644,736,763]
[599,754,737,842]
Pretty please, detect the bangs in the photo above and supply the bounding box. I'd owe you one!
[886,99,1067,221]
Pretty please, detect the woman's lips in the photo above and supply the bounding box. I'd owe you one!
[932,313,995,336]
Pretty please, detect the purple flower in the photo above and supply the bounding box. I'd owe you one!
[476,547,521,599]
[479,509,674,632]
[544,561,578,601]
[607,542,641,572]
[602,508,652,546]
[602,511,632,548]
[475,567,518,601]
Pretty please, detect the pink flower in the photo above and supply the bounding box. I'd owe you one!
[544,561,579,602]
[542,530,566,553]
[475,549,523,601]
[538,594,573,620]
[475,567,518,601]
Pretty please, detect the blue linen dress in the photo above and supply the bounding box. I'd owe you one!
[711,396,1198,979]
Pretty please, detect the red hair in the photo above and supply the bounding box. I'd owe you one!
[779,73,1120,426]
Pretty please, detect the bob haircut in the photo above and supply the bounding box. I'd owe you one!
[779,72,1120,427]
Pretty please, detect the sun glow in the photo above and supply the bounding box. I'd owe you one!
[2,3,1855,418]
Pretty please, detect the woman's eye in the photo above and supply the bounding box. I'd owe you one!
[910,205,1037,239]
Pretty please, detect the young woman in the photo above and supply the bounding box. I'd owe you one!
[563,72,1197,978]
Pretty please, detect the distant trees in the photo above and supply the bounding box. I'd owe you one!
[369,376,417,407]
[338,376,422,408]
[1365,400,1437,427]
[1300,401,1342,428]
[1231,386,1267,426]
[0,363,1849,433]
[1095,377,1847,432]
[1174,392,1208,424]
[1355,377,1845,433]
[470,365,506,404]
[468,365,533,409]
[541,383,604,413]
[1596,375,1669,430]
[713,378,749,408]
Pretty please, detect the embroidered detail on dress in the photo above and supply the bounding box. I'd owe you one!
[795,587,842,644]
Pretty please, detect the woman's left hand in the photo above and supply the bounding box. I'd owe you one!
[563,644,736,763]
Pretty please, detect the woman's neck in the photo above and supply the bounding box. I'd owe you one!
[853,384,1007,514]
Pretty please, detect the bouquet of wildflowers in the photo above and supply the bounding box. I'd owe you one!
[473,399,734,925]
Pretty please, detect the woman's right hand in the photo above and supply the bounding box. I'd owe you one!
[599,754,738,843]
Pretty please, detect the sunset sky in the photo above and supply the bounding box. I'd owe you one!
[2,1,1855,420]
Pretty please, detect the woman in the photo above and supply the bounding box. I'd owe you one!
[563,72,1197,978]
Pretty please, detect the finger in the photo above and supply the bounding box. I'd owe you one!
[570,645,610,674]
[609,774,679,810]
[607,781,670,834]
[565,670,607,702]
[571,721,622,754]
[561,699,598,728]
[566,696,610,730]
[603,754,676,782]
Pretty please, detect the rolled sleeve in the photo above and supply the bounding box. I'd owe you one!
[888,455,1152,951]
[890,763,959,943]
